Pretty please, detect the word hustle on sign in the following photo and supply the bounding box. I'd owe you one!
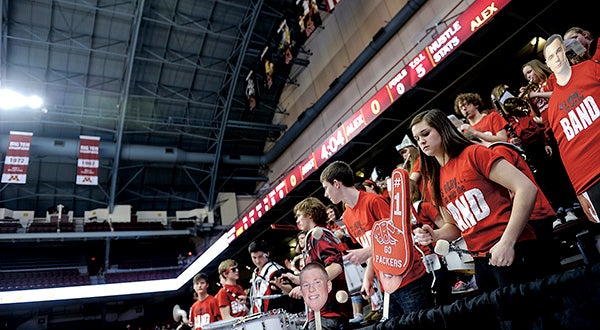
[426,2,500,64]
[427,21,461,64]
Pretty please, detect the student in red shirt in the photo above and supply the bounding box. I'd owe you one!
[454,92,509,143]
[215,259,248,320]
[320,161,433,317]
[188,273,221,330]
[411,109,544,292]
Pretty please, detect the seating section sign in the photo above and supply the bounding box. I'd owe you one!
[1,131,33,184]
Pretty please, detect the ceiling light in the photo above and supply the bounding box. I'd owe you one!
[0,88,44,110]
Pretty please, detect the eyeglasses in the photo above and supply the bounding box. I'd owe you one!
[301,279,324,291]
[229,267,239,272]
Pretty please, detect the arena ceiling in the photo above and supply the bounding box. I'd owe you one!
[0,0,321,216]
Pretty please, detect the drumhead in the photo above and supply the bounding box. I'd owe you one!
[201,317,241,330]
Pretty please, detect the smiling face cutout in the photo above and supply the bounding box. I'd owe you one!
[299,263,332,312]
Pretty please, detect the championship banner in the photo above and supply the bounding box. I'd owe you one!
[1,131,33,184]
[76,135,100,185]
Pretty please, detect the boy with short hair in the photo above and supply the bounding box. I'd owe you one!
[215,259,248,320]
[188,273,221,330]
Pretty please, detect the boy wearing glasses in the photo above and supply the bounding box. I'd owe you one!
[215,259,248,320]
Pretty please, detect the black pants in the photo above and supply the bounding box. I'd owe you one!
[473,239,545,293]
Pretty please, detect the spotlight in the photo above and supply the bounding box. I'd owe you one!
[0,88,44,110]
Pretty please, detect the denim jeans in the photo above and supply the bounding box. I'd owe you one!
[388,272,434,318]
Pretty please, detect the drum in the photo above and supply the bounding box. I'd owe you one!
[202,317,241,330]
[343,259,366,294]
[233,309,304,330]
[287,312,307,330]
[443,237,475,273]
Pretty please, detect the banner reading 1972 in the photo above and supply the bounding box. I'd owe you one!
[226,0,511,243]
[1,131,33,184]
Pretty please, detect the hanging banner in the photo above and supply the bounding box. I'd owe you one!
[76,135,100,185]
[1,131,33,184]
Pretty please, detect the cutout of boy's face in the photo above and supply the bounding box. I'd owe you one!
[300,267,332,312]
[378,271,404,293]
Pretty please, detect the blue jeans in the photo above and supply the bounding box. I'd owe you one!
[388,272,434,318]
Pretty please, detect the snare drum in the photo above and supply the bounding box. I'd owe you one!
[286,312,307,330]
[443,237,475,273]
[202,317,241,330]
[233,310,289,330]
[343,259,366,294]
[233,312,287,330]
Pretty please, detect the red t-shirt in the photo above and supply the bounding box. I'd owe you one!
[489,143,555,220]
[215,283,248,318]
[189,295,221,330]
[472,111,508,140]
[440,145,536,254]
[343,191,390,248]
[546,60,600,194]
[344,191,426,288]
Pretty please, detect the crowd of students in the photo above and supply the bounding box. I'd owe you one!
[176,27,600,330]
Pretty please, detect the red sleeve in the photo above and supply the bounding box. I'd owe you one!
[211,297,222,321]
[215,289,230,308]
[310,230,344,267]
[418,202,440,229]
[470,145,504,177]
[369,195,391,220]
[490,145,520,166]
[412,157,421,173]
[488,111,509,135]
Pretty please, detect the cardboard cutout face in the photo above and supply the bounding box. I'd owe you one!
[300,267,332,312]
[378,271,405,294]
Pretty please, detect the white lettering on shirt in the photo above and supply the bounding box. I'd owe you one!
[559,96,600,141]
[446,188,490,231]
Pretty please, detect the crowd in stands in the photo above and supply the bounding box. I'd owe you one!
[176,25,600,330]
